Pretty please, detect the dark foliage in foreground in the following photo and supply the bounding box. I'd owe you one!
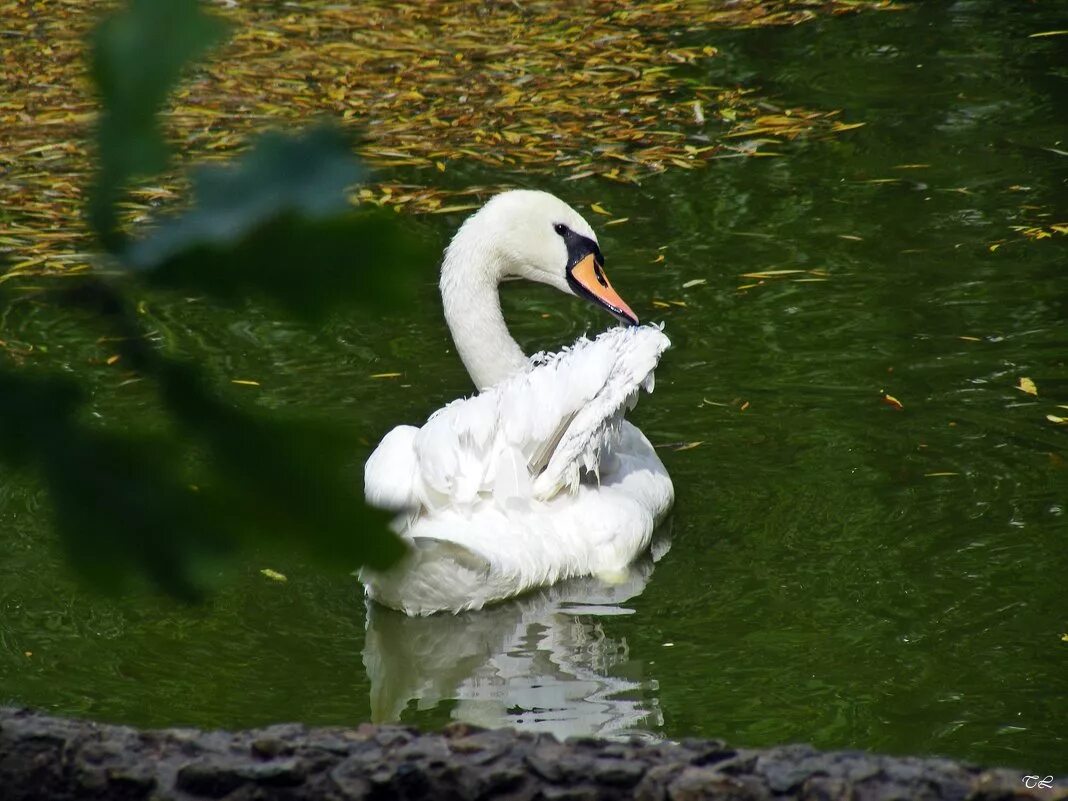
[0,0,428,598]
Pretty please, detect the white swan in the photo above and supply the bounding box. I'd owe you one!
[362,190,673,615]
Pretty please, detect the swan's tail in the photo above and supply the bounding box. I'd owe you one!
[364,425,421,512]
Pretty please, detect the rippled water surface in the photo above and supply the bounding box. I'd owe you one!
[2,1,1066,772]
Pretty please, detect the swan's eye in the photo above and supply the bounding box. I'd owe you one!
[553,223,568,236]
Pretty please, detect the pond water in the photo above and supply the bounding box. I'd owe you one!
[2,0,1066,773]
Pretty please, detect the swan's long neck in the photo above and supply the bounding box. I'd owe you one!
[440,223,527,390]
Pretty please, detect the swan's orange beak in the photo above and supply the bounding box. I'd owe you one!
[568,253,639,326]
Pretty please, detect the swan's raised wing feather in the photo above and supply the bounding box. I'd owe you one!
[531,327,665,498]
[364,325,669,515]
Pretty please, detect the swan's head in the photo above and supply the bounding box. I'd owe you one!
[446,189,639,325]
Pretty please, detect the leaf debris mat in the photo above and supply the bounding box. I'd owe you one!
[1,0,899,280]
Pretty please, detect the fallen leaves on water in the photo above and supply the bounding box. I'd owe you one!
[370,372,402,379]
[881,393,904,410]
[1012,222,1068,242]
[1,0,898,280]
[260,568,287,582]
[1017,377,1038,396]
[1047,415,1067,425]
[737,267,829,290]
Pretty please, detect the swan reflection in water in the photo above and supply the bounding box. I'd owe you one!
[362,536,668,741]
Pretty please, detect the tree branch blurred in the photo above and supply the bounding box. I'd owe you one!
[0,0,428,599]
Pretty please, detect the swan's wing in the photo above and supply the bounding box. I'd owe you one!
[364,325,669,514]
[530,327,666,498]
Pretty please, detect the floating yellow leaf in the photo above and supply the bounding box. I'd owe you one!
[682,279,706,288]
[231,379,260,386]
[882,394,904,410]
[1017,377,1037,396]
[260,568,287,582]
[1029,30,1068,38]
[674,441,703,451]
[589,203,611,216]
[370,372,402,379]
[605,217,630,226]
[740,269,804,278]
[1047,415,1067,425]
[925,472,959,477]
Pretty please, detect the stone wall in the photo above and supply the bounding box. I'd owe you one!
[0,707,1063,800]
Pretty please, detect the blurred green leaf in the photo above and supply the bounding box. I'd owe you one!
[4,0,422,601]
[89,0,228,248]
[0,338,404,599]
[0,367,228,600]
[127,127,364,266]
[153,359,405,571]
[124,126,432,320]
[135,209,429,320]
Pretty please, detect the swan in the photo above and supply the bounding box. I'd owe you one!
[362,189,673,615]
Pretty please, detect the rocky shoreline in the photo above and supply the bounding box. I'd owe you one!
[1,707,1064,800]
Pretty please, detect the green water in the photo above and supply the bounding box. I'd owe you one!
[2,0,1066,773]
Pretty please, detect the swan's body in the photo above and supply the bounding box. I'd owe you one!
[363,190,673,615]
